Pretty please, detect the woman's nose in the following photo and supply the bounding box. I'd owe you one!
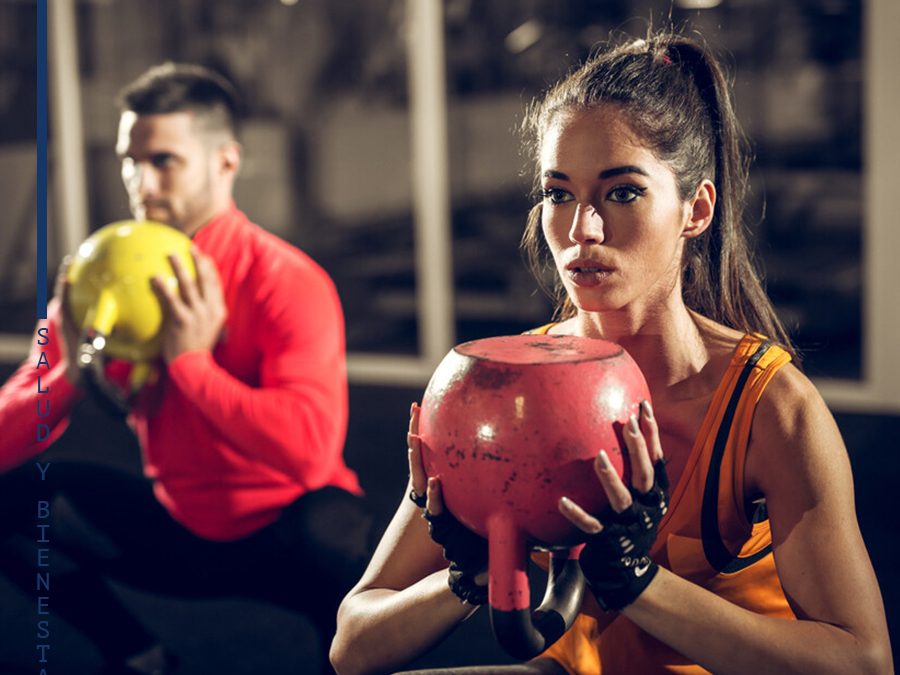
[568,203,604,245]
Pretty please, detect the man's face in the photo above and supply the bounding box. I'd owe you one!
[116,110,223,237]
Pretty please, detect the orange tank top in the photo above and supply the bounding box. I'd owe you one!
[535,331,796,674]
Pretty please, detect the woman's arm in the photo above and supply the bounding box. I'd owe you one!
[620,367,892,674]
[330,494,476,675]
[330,407,482,675]
[397,661,566,675]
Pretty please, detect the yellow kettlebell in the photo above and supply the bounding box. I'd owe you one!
[66,220,196,406]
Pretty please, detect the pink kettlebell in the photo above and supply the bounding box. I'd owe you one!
[418,334,651,658]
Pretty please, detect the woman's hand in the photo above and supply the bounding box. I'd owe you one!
[558,400,670,610]
[406,401,430,508]
[407,402,489,604]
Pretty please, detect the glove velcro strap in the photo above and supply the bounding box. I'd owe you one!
[422,509,489,605]
[581,460,669,611]
[589,557,659,611]
[448,563,488,605]
[422,509,488,573]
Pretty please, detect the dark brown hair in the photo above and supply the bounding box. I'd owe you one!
[521,33,796,358]
[117,62,242,140]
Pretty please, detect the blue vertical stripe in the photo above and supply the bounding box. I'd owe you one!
[37,0,48,319]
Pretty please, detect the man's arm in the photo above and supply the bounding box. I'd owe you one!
[153,247,349,482]
[0,303,82,472]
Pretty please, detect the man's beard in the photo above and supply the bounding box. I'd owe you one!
[132,199,189,231]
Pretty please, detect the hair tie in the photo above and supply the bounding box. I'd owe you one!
[661,54,674,65]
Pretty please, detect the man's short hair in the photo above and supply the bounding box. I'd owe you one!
[116,62,241,139]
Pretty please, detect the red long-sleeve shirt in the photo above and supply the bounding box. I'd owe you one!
[0,204,361,540]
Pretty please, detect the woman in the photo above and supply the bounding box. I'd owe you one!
[330,33,892,675]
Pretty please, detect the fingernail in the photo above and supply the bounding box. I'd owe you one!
[641,399,654,420]
[560,496,571,508]
[627,414,639,434]
[598,449,613,470]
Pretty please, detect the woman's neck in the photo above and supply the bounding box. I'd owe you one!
[571,300,710,393]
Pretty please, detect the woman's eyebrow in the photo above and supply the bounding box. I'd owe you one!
[598,165,649,179]
[541,165,650,181]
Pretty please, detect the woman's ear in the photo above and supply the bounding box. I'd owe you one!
[683,179,715,239]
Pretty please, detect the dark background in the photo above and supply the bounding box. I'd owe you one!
[0,0,870,374]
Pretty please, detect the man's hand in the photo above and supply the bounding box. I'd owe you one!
[150,247,227,363]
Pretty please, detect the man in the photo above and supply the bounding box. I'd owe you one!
[0,63,371,674]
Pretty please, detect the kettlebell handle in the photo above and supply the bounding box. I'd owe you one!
[490,549,585,660]
[74,290,131,415]
[78,328,132,416]
[75,288,161,415]
[486,515,586,660]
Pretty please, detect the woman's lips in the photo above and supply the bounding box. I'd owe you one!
[568,268,612,287]
[566,260,613,287]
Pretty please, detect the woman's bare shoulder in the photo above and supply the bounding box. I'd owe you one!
[746,361,849,498]
[755,362,828,438]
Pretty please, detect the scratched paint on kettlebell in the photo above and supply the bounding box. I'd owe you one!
[527,340,558,352]
[501,470,518,495]
[535,468,553,486]
[527,339,587,361]
[443,443,466,469]
[470,364,522,390]
[479,450,508,462]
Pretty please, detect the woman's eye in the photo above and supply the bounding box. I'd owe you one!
[540,187,573,205]
[607,186,646,203]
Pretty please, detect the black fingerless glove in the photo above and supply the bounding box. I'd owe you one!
[421,506,489,605]
[579,460,670,611]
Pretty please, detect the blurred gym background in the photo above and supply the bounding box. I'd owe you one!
[0,0,897,672]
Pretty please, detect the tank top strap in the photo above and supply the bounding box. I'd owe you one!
[700,335,791,573]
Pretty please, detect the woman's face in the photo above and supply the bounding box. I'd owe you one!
[540,106,701,318]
